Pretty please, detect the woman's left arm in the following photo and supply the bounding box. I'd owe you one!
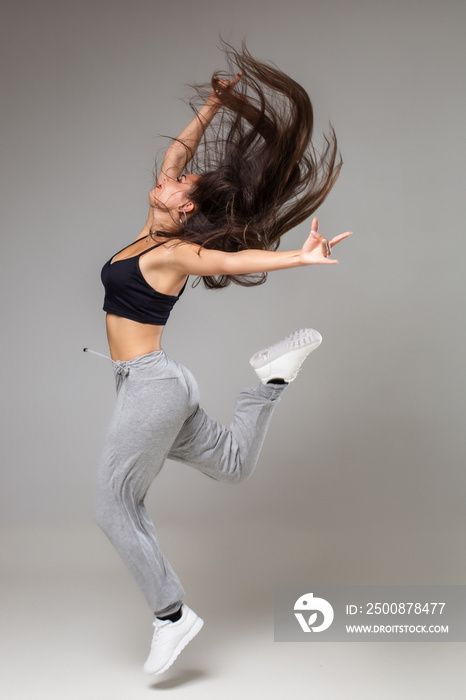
[168,219,352,277]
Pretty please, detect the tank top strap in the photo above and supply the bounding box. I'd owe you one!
[137,242,165,258]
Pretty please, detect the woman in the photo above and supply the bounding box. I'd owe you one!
[88,45,351,675]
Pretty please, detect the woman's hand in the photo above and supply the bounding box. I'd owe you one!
[206,71,244,107]
[299,217,352,265]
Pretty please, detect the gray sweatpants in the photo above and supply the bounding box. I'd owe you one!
[94,350,286,616]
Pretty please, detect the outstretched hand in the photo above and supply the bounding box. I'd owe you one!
[300,217,352,265]
[207,71,244,107]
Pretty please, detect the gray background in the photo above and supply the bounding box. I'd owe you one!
[1,0,465,698]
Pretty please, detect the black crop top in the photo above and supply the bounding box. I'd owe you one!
[101,239,187,325]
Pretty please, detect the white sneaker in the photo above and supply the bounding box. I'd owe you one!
[143,605,204,675]
[249,328,322,384]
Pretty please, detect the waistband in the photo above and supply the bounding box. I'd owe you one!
[83,347,165,376]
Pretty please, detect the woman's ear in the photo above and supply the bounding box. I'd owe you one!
[180,200,195,214]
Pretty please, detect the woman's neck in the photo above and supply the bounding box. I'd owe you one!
[145,208,182,237]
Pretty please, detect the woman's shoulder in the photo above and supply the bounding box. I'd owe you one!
[143,236,201,268]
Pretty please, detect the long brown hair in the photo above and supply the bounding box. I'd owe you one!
[165,43,342,289]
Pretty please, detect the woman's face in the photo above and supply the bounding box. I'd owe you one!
[150,173,200,212]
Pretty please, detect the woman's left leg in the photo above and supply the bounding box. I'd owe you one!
[168,364,286,483]
[167,327,323,483]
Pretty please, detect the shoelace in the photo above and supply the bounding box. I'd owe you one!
[149,619,172,648]
[251,329,314,363]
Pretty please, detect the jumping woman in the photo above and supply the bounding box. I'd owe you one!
[87,45,351,675]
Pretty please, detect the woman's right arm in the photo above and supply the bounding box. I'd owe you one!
[157,101,220,181]
[157,73,243,181]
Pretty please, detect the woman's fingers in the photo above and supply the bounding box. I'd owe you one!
[214,71,243,91]
[309,228,352,247]
[303,222,351,263]
[329,231,353,247]
[230,70,243,87]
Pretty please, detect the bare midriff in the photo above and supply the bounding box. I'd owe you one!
[106,314,165,361]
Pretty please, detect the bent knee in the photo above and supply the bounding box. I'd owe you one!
[93,490,120,537]
[224,459,255,486]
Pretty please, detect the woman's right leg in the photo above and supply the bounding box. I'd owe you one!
[94,352,195,616]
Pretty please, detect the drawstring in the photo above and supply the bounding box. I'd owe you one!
[83,348,112,361]
[83,347,130,376]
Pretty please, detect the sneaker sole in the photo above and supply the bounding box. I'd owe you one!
[153,616,204,675]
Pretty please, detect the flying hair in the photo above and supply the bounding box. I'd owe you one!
[156,42,342,290]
